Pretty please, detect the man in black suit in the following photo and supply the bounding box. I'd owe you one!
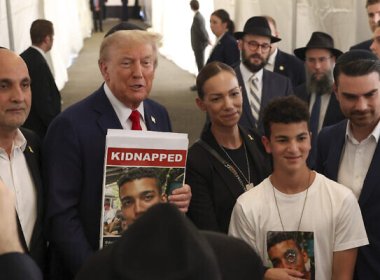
[190,0,209,91]
[293,32,345,167]
[90,0,105,32]
[263,15,305,89]
[350,0,380,51]
[20,19,61,139]
[234,16,293,133]
[43,30,192,279]
[0,48,46,273]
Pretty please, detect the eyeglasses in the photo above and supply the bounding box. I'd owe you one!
[244,40,271,53]
[305,56,332,64]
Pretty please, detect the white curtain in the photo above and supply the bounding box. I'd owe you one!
[0,0,92,90]
[151,0,370,75]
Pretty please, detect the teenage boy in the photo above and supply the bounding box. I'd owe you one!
[229,96,368,279]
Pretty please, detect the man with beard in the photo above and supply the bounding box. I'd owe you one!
[234,16,293,133]
[316,49,380,280]
[293,32,345,167]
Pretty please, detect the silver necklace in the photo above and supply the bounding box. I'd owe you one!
[219,142,254,191]
[271,171,312,264]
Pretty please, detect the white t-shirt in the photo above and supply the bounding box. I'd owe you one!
[229,173,368,280]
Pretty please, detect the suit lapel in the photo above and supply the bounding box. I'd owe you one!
[144,101,160,131]
[323,92,343,127]
[92,88,123,135]
[22,132,43,253]
[359,141,380,206]
[326,122,347,181]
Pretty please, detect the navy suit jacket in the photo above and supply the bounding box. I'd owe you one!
[20,128,46,272]
[350,39,372,51]
[316,120,380,279]
[43,87,172,278]
[294,84,345,168]
[206,32,240,67]
[294,83,345,128]
[20,47,61,138]
[235,66,293,132]
[273,49,305,89]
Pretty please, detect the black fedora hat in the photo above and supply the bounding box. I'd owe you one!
[234,16,281,43]
[294,31,343,61]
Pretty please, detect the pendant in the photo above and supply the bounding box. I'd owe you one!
[246,183,254,191]
[284,248,297,264]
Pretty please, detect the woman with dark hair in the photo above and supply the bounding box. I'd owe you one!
[186,62,271,233]
[206,9,240,67]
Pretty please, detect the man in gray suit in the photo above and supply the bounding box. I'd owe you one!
[190,0,209,91]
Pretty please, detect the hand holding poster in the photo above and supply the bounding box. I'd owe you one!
[100,129,188,248]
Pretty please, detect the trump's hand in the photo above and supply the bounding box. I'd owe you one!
[168,184,192,213]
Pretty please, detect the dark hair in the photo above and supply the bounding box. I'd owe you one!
[333,58,380,87]
[267,232,302,251]
[196,61,236,99]
[30,19,54,45]
[190,0,199,11]
[117,168,161,193]
[366,0,380,8]
[211,9,235,34]
[263,96,310,137]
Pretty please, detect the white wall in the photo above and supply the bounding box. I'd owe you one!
[151,0,372,76]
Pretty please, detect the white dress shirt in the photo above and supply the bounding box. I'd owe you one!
[265,48,278,72]
[104,83,147,130]
[338,120,380,199]
[0,129,37,248]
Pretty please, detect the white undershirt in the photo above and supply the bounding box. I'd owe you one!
[265,48,278,72]
[104,83,147,130]
[309,92,331,132]
[0,129,37,248]
[338,120,380,199]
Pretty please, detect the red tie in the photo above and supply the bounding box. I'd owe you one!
[129,110,142,130]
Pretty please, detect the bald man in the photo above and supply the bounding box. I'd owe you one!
[0,48,46,272]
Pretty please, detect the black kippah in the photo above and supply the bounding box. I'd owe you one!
[336,49,378,65]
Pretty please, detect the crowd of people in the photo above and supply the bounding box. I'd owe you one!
[2,0,380,279]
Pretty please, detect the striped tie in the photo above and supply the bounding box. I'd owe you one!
[249,75,261,126]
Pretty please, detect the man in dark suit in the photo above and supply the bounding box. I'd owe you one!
[20,19,61,139]
[189,0,209,91]
[43,30,192,279]
[0,48,46,273]
[90,0,105,32]
[293,31,345,167]
[234,16,293,133]
[350,0,380,50]
[316,50,380,279]
[264,15,305,89]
